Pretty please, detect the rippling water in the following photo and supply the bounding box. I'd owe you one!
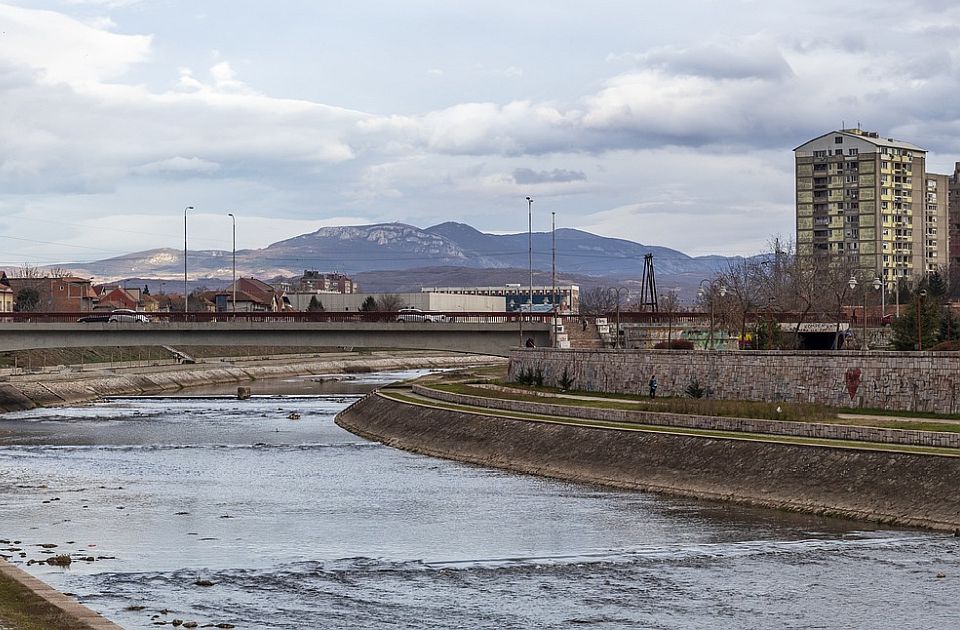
[0,370,957,629]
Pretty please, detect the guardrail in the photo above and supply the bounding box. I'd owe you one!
[0,311,555,324]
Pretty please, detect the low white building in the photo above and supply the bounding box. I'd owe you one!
[285,291,505,312]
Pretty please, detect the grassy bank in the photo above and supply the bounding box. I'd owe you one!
[0,570,97,630]
[431,380,960,433]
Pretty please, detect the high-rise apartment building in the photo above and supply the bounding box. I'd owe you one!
[950,162,960,272]
[795,129,928,287]
[923,173,950,274]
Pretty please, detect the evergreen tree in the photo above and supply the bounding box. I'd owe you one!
[307,296,325,312]
[14,287,40,312]
[891,292,941,350]
[928,271,947,299]
[360,296,377,312]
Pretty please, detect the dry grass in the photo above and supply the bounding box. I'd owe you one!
[437,382,839,423]
[0,571,100,630]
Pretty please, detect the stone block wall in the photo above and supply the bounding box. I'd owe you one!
[508,348,960,414]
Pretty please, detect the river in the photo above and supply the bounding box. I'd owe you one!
[0,370,957,629]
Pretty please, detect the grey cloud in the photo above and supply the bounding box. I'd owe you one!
[636,41,795,81]
[512,168,586,184]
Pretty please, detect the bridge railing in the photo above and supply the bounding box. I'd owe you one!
[0,311,556,324]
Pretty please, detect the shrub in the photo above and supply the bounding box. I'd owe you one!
[558,367,575,390]
[654,339,695,350]
[685,378,706,398]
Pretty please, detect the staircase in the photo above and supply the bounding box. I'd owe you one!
[564,318,606,349]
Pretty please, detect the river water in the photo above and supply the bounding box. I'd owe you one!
[0,369,957,629]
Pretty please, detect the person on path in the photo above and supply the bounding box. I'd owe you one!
[648,375,658,399]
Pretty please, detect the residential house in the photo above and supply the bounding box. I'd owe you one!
[6,276,98,311]
[217,277,288,312]
[0,273,13,312]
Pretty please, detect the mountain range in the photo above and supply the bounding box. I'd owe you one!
[62,222,748,297]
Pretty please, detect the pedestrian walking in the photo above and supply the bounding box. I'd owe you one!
[648,375,658,399]
[581,317,588,332]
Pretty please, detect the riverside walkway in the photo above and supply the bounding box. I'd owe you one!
[385,384,960,458]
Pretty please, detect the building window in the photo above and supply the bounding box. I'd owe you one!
[848,148,858,155]
[835,136,843,144]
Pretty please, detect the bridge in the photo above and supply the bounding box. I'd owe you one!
[0,312,554,357]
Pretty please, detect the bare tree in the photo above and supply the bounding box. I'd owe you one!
[579,286,619,316]
[14,263,44,279]
[376,293,406,311]
[716,259,763,345]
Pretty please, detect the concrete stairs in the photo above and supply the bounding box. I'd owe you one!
[564,318,606,349]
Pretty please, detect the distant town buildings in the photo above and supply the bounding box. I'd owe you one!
[302,292,505,312]
[5,275,98,311]
[421,284,580,313]
[284,271,358,294]
[795,128,958,288]
[217,277,289,312]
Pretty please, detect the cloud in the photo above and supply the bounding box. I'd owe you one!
[512,168,586,184]
[612,36,795,81]
[0,3,151,84]
[131,156,222,176]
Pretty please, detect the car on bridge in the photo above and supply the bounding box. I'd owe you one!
[395,307,448,323]
[108,309,151,323]
[78,309,151,323]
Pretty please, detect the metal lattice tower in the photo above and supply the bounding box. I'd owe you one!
[639,253,658,312]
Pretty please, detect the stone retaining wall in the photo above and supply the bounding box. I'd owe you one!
[412,385,960,449]
[336,392,960,531]
[508,348,960,414]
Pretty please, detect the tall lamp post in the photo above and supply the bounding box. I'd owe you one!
[526,196,533,316]
[917,289,928,351]
[551,211,557,347]
[228,212,236,313]
[609,286,628,349]
[698,279,727,350]
[848,275,868,350]
[183,205,194,314]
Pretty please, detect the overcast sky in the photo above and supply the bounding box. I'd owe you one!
[1,0,959,267]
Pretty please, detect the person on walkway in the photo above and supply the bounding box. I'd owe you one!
[525,337,536,348]
[648,375,658,399]
[581,317,588,332]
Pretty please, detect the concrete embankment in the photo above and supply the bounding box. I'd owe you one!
[0,354,504,412]
[336,392,960,531]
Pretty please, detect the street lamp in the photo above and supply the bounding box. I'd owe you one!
[183,205,194,314]
[874,276,884,320]
[228,212,236,313]
[609,286,629,349]
[698,279,727,349]
[551,211,557,347]
[917,288,928,351]
[849,275,868,350]
[526,196,533,316]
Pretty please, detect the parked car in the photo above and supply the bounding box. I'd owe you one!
[77,314,111,323]
[107,309,151,323]
[395,307,447,323]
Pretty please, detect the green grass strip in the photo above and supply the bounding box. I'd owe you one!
[379,389,960,458]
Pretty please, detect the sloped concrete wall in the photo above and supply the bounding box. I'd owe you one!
[337,392,960,531]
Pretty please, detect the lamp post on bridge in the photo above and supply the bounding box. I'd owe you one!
[183,205,194,315]
[228,212,236,313]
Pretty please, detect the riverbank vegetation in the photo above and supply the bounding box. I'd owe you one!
[426,376,960,434]
[0,570,99,630]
